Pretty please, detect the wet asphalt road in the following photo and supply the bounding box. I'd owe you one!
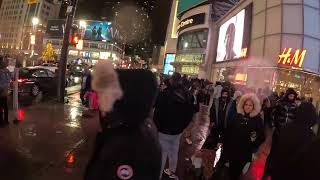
[0,93,99,180]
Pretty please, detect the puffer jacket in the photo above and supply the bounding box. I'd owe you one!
[273,101,297,129]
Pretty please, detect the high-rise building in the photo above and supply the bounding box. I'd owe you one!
[0,0,61,53]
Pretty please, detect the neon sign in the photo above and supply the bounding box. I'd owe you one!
[278,48,307,68]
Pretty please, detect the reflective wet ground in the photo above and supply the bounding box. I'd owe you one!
[0,93,99,180]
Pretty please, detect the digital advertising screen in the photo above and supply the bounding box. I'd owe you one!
[216,9,246,62]
[46,20,113,42]
[83,21,112,41]
[163,54,176,75]
[46,19,65,38]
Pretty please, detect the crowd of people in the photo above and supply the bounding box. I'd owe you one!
[82,64,320,180]
[1,55,320,179]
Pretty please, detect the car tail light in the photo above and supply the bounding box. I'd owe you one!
[18,79,28,83]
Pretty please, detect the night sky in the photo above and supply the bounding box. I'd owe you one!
[75,0,172,46]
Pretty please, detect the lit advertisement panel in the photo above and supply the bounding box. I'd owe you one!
[46,20,113,41]
[83,21,112,41]
[46,19,65,38]
[164,54,176,75]
[216,9,245,62]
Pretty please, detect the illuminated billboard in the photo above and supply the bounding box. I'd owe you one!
[177,0,207,17]
[83,21,112,41]
[163,54,175,75]
[46,20,113,41]
[216,5,252,62]
[46,19,65,38]
[216,10,245,62]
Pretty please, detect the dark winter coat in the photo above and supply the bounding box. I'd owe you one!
[273,88,298,132]
[85,123,161,180]
[273,100,297,129]
[226,100,237,128]
[291,137,320,180]
[85,69,162,180]
[268,102,319,180]
[210,97,232,129]
[262,106,273,128]
[223,93,265,162]
[224,114,265,162]
[153,85,194,135]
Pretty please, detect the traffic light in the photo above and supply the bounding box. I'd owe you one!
[70,24,80,46]
[70,33,80,46]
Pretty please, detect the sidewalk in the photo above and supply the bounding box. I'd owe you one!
[0,94,99,180]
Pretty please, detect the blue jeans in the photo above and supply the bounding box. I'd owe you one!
[159,132,182,177]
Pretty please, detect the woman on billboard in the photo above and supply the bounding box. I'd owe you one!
[224,23,236,61]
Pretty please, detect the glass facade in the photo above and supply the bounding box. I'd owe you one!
[177,29,208,51]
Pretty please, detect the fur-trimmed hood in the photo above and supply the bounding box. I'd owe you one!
[92,61,123,113]
[237,93,261,117]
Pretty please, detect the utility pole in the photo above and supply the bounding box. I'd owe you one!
[57,0,78,103]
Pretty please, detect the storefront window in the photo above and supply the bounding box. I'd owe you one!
[177,29,208,51]
[181,65,199,75]
[175,53,204,64]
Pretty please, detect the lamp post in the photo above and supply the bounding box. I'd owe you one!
[30,17,39,66]
[57,0,79,103]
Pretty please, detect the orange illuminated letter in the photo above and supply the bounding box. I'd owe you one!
[291,49,306,68]
[240,48,248,58]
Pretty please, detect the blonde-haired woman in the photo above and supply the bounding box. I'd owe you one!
[223,93,265,180]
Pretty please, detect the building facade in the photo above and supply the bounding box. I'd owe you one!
[209,0,320,107]
[162,0,239,78]
[0,0,61,54]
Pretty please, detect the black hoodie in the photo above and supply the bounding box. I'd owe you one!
[153,83,194,135]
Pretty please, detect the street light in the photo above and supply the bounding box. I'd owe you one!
[79,20,86,29]
[32,17,39,26]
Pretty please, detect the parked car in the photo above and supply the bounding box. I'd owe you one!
[16,67,57,97]
[36,63,58,72]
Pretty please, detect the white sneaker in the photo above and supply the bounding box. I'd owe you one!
[169,174,179,180]
[164,169,179,180]
[164,169,173,176]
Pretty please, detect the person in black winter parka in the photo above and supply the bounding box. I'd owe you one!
[264,88,298,176]
[84,61,161,180]
[203,88,232,149]
[272,88,298,138]
[267,102,319,180]
[223,93,265,180]
[153,72,194,179]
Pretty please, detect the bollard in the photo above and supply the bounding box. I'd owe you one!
[13,67,20,123]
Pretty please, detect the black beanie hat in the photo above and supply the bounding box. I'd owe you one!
[285,88,298,98]
[113,69,157,126]
[221,88,230,96]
